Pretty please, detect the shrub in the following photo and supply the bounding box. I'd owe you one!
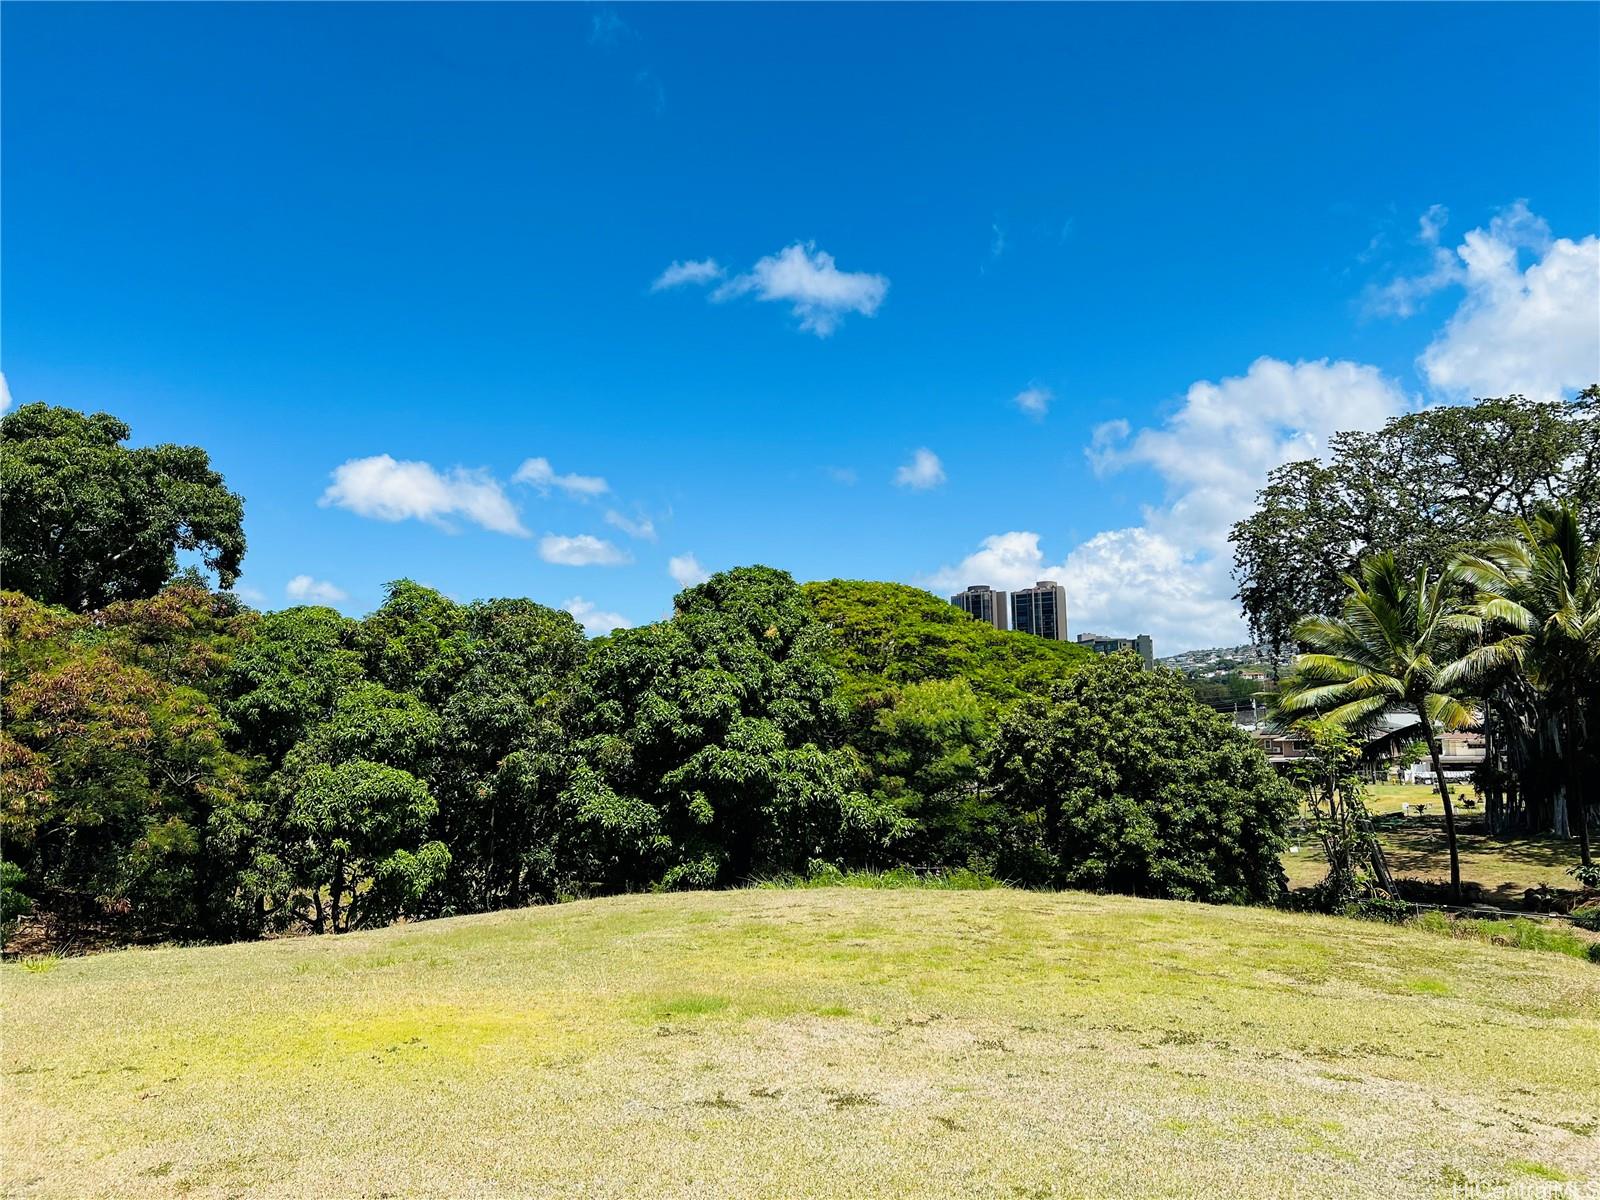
[1569,863,1600,890]
[1347,895,1411,924]
[986,655,1297,903]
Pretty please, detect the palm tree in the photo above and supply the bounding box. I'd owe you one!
[1450,503,1598,867]
[1278,553,1476,900]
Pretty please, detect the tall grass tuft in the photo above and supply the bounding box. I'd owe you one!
[1406,910,1598,962]
[756,863,1008,891]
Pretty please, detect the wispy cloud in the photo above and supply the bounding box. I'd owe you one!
[564,596,630,635]
[0,371,11,414]
[664,242,888,337]
[651,258,723,291]
[605,509,657,541]
[320,454,528,536]
[513,456,609,500]
[894,448,946,490]
[1013,385,1052,418]
[668,552,709,588]
[539,533,630,566]
[286,574,348,604]
[1417,203,1449,245]
[588,6,635,47]
[715,242,889,336]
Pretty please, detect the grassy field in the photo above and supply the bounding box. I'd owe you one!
[1360,782,1480,817]
[1281,821,1580,899]
[5,887,1598,1199]
[1283,787,1582,902]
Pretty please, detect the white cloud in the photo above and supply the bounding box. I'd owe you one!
[1365,202,1598,400]
[0,372,11,414]
[668,552,709,589]
[539,534,630,566]
[604,509,657,541]
[564,596,631,635]
[285,574,348,604]
[513,456,609,499]
[1094,357,1409,554]
[1365,246,1463,318]
[923,203,1596,652]
[1417,203,1450,245]
[1014,386,1052,418]
[925,357,1412,652]
[712,242,889,336]
[894,448,946,490]
[232,583,268,606]
[1418,204,1599,403]
[320,454,527,536]
[826,466,858,486]
[922,531,1055,596]
[920,529,1239,656]
[651,258,723,291]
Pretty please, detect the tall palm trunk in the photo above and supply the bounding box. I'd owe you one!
[1566,698,1593,868]
[1417,712,1462,900]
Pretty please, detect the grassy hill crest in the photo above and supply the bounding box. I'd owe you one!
[7,886,1597,1198]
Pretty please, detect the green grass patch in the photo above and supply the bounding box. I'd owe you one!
[1406,910,1598,961]
[1508,1159,1569,1181]
[646,993,732,1019]
[757,864,1006,890]
[1402,976,1452,995]
[5,888,1597,1198]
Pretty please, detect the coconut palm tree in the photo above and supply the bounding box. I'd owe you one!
[1450,503,1598,867]
[1278,553,1476,899]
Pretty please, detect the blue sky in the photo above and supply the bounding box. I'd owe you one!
[4,3,1597,652]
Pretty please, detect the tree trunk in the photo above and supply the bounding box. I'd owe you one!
[1359,812,1396,895]
[1418,715,1462,901]
[330,856,345,934]
[1566,698,1593,868]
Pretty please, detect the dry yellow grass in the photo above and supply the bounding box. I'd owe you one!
[5,887,1597,1199]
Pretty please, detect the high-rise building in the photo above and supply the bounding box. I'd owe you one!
[950,583,1008,630]
[1011,580,1068,641]
[1077,632,1155,669]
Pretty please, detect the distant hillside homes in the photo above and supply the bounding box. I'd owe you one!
[1160,643,1294,677]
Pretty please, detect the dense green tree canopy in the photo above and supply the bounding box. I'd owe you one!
[1230,391,1599,660]
[987,654,1296,902]
[558,567,891,892]
[1,403,247,611]
[1,586,256,935]
[0,398,1310,943]
[1451,504,1599,865]
[349,584,587,910]
[801,580,1094,866]
[802,579,1092,708]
